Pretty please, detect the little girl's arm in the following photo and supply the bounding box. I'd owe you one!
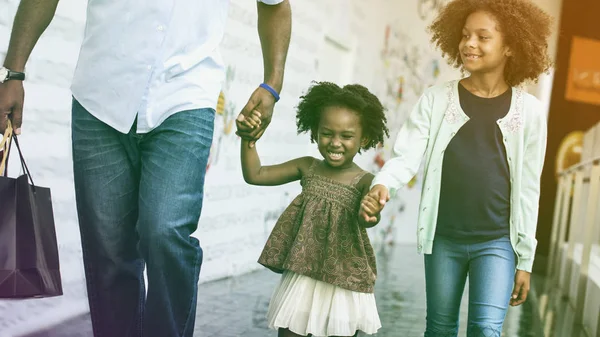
[240,138,313,186]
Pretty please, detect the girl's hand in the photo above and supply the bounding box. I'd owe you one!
[359,184,389,222]
[510,270,530,306]
[360,194,382,222]
[236,110,262,135]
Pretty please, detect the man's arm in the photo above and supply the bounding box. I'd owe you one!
[1,0,60,134]
[4,0,60,72]
[235,0,291,147]
[257,0,291,93]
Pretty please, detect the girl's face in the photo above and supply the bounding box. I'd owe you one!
[459,11,511,76]
[317,106,366,169]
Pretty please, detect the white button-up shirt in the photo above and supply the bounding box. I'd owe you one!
[71,0,283,134]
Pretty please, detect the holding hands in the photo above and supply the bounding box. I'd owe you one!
[359,184,390,224]
[236,109,262,134]
[235,84,278,148]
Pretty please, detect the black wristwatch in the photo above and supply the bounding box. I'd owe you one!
[0,67,26,83]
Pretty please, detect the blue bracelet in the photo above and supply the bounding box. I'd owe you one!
[259,83,280,102]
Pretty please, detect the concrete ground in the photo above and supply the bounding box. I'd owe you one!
[23,244,543,337]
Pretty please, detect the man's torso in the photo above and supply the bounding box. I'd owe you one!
[71,0,231,133]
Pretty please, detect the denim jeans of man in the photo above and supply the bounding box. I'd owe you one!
[424,235,517,337]
[71,98,214,337]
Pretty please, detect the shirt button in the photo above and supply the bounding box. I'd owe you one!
[451,132,456,136]
[157,25,165,31]
[418,244,423,250]
[147,65,152,70]
[422,207,427,211]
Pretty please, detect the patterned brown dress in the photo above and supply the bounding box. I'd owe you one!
[258,159,377,293]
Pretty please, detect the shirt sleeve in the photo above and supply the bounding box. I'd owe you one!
[257,0,285,4]
[515,101,547,272]
[371,90,433,195]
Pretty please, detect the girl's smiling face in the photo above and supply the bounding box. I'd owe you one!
[317,106,366,169]
[459,10,512,76]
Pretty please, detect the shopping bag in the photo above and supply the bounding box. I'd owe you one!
[0,121,63,298]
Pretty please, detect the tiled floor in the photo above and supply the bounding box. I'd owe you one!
[23,244,543,337]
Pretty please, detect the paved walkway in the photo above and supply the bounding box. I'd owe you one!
[23,244,543,337]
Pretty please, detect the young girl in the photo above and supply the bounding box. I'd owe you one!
[237,81,389,337]
[360,0,552,336]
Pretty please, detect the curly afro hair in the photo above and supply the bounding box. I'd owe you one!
[296,81,389,151]
[428,0,553,86]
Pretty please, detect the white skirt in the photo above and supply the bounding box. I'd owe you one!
[266,271,381,336]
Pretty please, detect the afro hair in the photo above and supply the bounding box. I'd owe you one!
[295,81,390,151]
[428,0,554,86]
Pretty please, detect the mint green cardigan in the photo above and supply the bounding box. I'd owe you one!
[372,79,547,272]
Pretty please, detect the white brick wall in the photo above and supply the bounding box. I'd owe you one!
[0,0,474,334]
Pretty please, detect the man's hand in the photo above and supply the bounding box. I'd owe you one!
[359,184,390,223]
[0,80,24,135]
[510,270,531,306]
[236,86,276,148]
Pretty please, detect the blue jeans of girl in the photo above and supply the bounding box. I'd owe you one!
[424,235,516,337]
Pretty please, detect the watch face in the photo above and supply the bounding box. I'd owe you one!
[0,68,8,82]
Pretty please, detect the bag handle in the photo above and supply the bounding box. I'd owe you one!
[0,121,13,176]
[0,120,36,190]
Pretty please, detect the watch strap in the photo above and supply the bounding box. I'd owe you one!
[8,70,25,81]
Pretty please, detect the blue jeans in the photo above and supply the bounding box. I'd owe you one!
[71,99,214,337]
[424,235,516,337]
